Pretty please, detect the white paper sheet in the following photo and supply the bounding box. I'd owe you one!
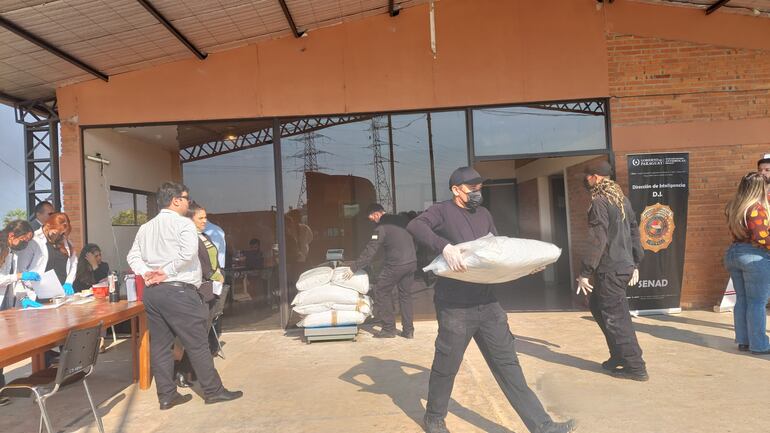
[213,281,223,296]
[30,270,65,299]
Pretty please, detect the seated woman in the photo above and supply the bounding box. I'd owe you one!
[32,212,77,296]
[174,202,228,388]
[0,220,39,407]
[30,213,78,364]
[74,243,110,293]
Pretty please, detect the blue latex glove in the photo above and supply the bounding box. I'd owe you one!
[63,283,74,296]
[20,271,41,281]
[21,298,43,309]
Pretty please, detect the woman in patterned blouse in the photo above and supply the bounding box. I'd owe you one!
[724,172,770,354]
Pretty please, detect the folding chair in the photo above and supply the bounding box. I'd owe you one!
[209,284,230,359]
[0,322,105,433]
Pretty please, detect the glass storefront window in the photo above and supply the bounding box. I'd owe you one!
[429,111,469,202]
[183,142,279,330]
[281,117,381,274]
[391,110,468,213]
[473,105,607,157]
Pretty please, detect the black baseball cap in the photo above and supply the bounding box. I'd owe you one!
[583,160,613,177]
[758,153,770,166]
[449,167,484,188]
[366,203,385,215]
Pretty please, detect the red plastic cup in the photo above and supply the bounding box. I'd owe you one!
[93,285,108,298]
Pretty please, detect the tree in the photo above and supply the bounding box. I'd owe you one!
[112,210,136,226]
[3,208,28,226]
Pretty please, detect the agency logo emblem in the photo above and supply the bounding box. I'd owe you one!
[639,203,675,253]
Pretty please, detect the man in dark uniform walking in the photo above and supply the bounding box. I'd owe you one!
[576,161,648,381]
[343,203,417,339]
[407,167,576,433]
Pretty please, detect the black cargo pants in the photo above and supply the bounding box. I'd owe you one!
[374,262,416,334]
[143,282,225,403]
[426,301,552,432]
[589,269,646,372]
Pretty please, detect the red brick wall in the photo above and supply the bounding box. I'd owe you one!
[609,34,770,127]
[517,179,540,239]
[609,33,770,308]
[59,122,84,252]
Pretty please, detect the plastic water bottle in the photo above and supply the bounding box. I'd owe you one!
[108,271,119,303]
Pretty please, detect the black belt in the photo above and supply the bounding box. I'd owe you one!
[154,281,196,290]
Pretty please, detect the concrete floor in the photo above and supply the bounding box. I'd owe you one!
[1,310,768,433]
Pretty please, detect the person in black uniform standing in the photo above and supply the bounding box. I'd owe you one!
[342,203,417,339]
[407,167,576,433]
[576,161,648,381]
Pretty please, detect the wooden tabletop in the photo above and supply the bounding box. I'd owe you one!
[0,299,145,368]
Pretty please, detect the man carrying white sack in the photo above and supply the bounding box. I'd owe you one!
[407,166,576,433]
[577,161,648,382]
[342,203,417,339]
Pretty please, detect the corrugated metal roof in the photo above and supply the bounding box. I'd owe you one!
[0,0,767,104]
[0,0,424,103]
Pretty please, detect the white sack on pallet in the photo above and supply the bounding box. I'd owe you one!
[423,234,562,284]
[330,267,370,294]
[292,284,364,306]
[292,296,372,316]
[297,310,367,328]
[296,267,335,291]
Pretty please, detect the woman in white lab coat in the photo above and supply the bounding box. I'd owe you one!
[32,212,78,296]
[0,219,40,406]
[0,219,40,310]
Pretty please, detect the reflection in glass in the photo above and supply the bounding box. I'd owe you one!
[473,106,606,157]
[391,111,469,212]
[392,113,432,213]
[282,118,380,274]
[183,144,279,330]
[429,111,468,202]
[109,190,134,226]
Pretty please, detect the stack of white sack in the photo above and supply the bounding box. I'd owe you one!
[423,234,562,284]
[292,266,372,327]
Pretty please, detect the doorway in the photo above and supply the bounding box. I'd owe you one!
[475,154,609,311]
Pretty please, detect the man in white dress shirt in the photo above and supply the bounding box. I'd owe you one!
[127,181,242,410]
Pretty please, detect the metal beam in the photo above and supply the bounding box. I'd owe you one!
[0,90,22,105]
[389,0,400,17]
[277,0,304,38]
[0,16,108,82]
[706,0,730,15]
[15,98,58,127]
[527,100,605,116]
[180,115,371,163]
[136,0,207,60]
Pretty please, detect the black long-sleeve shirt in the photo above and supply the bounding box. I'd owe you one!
[352,219,416,272]
[407,200,498,305]
[580,196,643,278]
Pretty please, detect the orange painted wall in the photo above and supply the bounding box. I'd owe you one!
[56,0,609,125]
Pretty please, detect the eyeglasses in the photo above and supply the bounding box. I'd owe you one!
[178,195,191,201]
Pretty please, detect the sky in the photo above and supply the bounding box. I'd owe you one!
[0,104,26,219]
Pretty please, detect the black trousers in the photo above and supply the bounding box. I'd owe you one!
[176,292,225,379]
[143,283,224,402]
[426,301,552,433]
[589,270,646,371]
[374,263,416,334]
